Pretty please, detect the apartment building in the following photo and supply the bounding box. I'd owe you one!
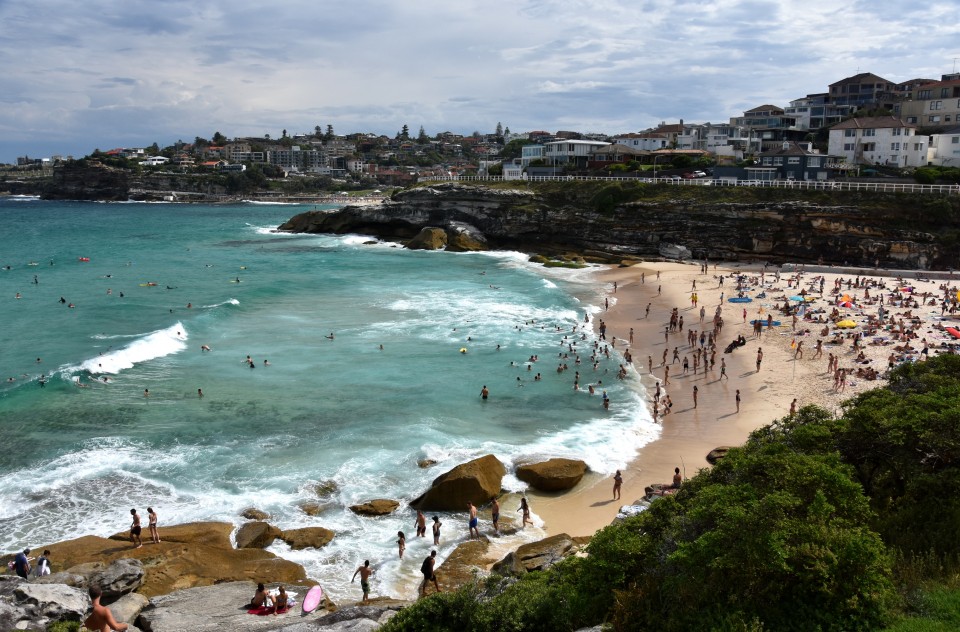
[896,76,960,128]
[827,116,926,167]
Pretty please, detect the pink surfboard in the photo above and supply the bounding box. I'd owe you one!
[302,585,324,613]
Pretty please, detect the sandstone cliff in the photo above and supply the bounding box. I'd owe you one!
[278,182,960,269]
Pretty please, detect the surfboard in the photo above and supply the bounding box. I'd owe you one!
[946,327,960,340]
[301,585,324,613]
[728,297,752,303]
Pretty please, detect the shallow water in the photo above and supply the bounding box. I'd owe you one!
[0,198,657,599]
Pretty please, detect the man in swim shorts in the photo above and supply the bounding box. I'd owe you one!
[491,498,500,534]
[351,560,373,603]
[419,550,440,597]
[468,502,479,539]
[129,508,142,548]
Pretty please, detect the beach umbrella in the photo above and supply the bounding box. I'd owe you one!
[838,301,855,308]
[836,320,857,329]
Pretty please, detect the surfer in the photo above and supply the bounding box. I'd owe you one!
[351,560,374,603]
[197,388,203,398]
[38,374,46,388]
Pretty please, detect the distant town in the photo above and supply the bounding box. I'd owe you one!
[6,71,960,187]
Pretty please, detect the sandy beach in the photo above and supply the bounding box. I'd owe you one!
[530,260,960,538]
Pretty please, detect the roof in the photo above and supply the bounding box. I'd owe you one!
[830,116,915,130]
[829,72,893,87]
[758,142,822,157]
[744,105,784,114]
[544,139,611,147]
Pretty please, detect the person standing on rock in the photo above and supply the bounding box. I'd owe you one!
[432,515,442,546]
[147,507,160,544]
[129,509,142,548]
[491,498,500,534]
[468,502,480,540]
[85,585,129,632]
[351,560,374,603]
[419,550,440,598]
[13,548,30,579]
[414,509,427,538]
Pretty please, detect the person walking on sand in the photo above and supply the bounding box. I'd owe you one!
[756,347,763,372]
[147,507,160,544]
[414,509,427,538]
[351,560,374,603]
[790,398,798,415]
[129,509,142,548]
[432,515,442,545]
[491,498,500,534]
[736,389,741,413]
[519,497,532,528]
[85,585,128,632]
[692,384,698,408]
[613,469,623,500]
[720,358,728,380]
[467,502,480,540]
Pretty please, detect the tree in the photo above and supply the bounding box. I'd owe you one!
[417,126,428,143]
[212,132,227,145]
[504,126,510,136]
[400,124,409,140]
[324,125,334,141]
[495,122,503,137]
[315,125,322,138]
[282,129,288,139]
[194,136,209,148]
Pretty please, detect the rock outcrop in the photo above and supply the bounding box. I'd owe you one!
[235,521,283,549]
[707,446,733,464]
[349,499,400,516]
[44,163,130,201]
[411,455,506,511]
[88,558,145,598]
[278,182,960,269]
[515,458,589,492]
[241,508,271,521]
[0,576,89,631]
[405,227,448,250]
[492,533,577,576]
[280,527,335,550]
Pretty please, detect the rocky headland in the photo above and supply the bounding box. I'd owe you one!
[278,181,960,269]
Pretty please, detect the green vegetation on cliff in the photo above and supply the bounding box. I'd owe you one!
[383,355,960,631]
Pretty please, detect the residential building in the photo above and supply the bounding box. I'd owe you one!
[827,72,897,108]
[613,132,670,152]
[926,126,960,166]
[141,156,169,167]
[729,106,807,150]
[784,94,855,130]
[895,76,960,128]
[502,159,524,180]
[827,116,926,167]
[543,139,611,168]
[266,146,327,172]
[520,144,545,168]
[587,143,648,170]
[751,141,834,181]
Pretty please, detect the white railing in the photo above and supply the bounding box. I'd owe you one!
[418,174,960,195]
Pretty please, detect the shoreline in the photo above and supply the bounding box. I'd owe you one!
[531,259,960,538]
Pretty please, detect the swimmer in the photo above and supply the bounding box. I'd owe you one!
[325,333,335,340]
[263,359,270,366]
[197,388,203,398]
[201,345,211,352]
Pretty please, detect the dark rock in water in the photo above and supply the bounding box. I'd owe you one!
[241,507,270,521]
[445,222,488,252]
[298,501,334,516]
[235,522,283,549]
[280,527,335,550]
[406,227,448,250]
[310,480,340,497]
[417,458,438,469]
[411,455,506,511]
[515,458,588,492]
[707,446,733,464]
[88,558,145,598]
[492,533,577,576]
[349,499,400,516]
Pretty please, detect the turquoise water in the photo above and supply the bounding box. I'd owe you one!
[0,197,656,598]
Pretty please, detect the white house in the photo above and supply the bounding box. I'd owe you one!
[141,156,169,166]
[502,159,525,180]
[927,127,960,166]
[612,133,670,152]
[520,144,545,168]
[827,116,926,168]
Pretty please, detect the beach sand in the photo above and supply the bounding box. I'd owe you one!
[530,260,960,538]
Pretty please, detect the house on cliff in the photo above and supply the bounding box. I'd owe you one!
[827,116,926,167]
[749,141,836,181]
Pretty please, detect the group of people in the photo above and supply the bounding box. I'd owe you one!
[128,507,160,548]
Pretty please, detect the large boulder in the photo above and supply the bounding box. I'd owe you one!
[241,508,270,521]
[411,455,506,511]
[88,558,145,598]
[280,527,335,550]
[435,540,494,593]
[515,458,588,492]
[235,521,283,549]
[309,480,340,497]
[492,533,576,576]
[445,223,488,252]
[110,591,150,626]
[349,499,400,516]
[298,501,333,516]
[33,571,87,588]
[0,581,90,630]
[405,227,447,250]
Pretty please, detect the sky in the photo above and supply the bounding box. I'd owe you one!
[1,0,958,162]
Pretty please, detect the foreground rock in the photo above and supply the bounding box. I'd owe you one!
[435,539,495,593]
[0,576,89,631]
[492,533,577,575]
[515,458,588,492]
[707,446,733,464]
[411,455,506,511]
[349,499,400,516]
[280,527,335,550]
[138,581,405,632]
[87,558,145,598]
[44,522,308,597]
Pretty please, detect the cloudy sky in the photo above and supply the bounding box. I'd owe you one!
[1,0,957,161]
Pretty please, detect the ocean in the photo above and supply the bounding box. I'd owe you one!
[0,197,657,599]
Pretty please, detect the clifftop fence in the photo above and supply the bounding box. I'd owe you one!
[419,174,960,195]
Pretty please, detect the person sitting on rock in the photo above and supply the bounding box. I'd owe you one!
[250,582,269,609]
[272,585,289,614]
[85,585,128,632]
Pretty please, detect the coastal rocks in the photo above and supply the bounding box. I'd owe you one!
[411,455,506,511]
[299,501,333,516]
[235,522,283,549]
[707,446,733,464]
[349,499,400,516]
[310,480,340,497]
[417,458,437,469]
[658,242,692,260]
[492,533,576,576]
[137,581,299,632]
[47,522,308,598]
[241,508,271,521]
[0,578,89,631]
[45,163,129,201]
[436,540,494,592]
[280,527,335,550]
[88,558,145,598]
[110,591,150,626]
[515,458,588,492]
[445,222,488,252]
[405,227,447,250]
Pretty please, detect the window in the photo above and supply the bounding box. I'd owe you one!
[918,89,932,99]
[762,157,772,165]
[907,116,918,123]
[808,157,821,167]
[787,157,800,164]
[844,129,857,137]
[942,88,951,98]
[914,143,923,151]
[931,101,943,110]
[952,137,960,144]
[891,143,900,151]
[773,157,783,165]
[863,143,876,152]
[844,143,855,151]
[863,129,876,136]
[892,128,902,136]
[930,115,941,123]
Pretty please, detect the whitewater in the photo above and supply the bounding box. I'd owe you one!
[0,199,658,600]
